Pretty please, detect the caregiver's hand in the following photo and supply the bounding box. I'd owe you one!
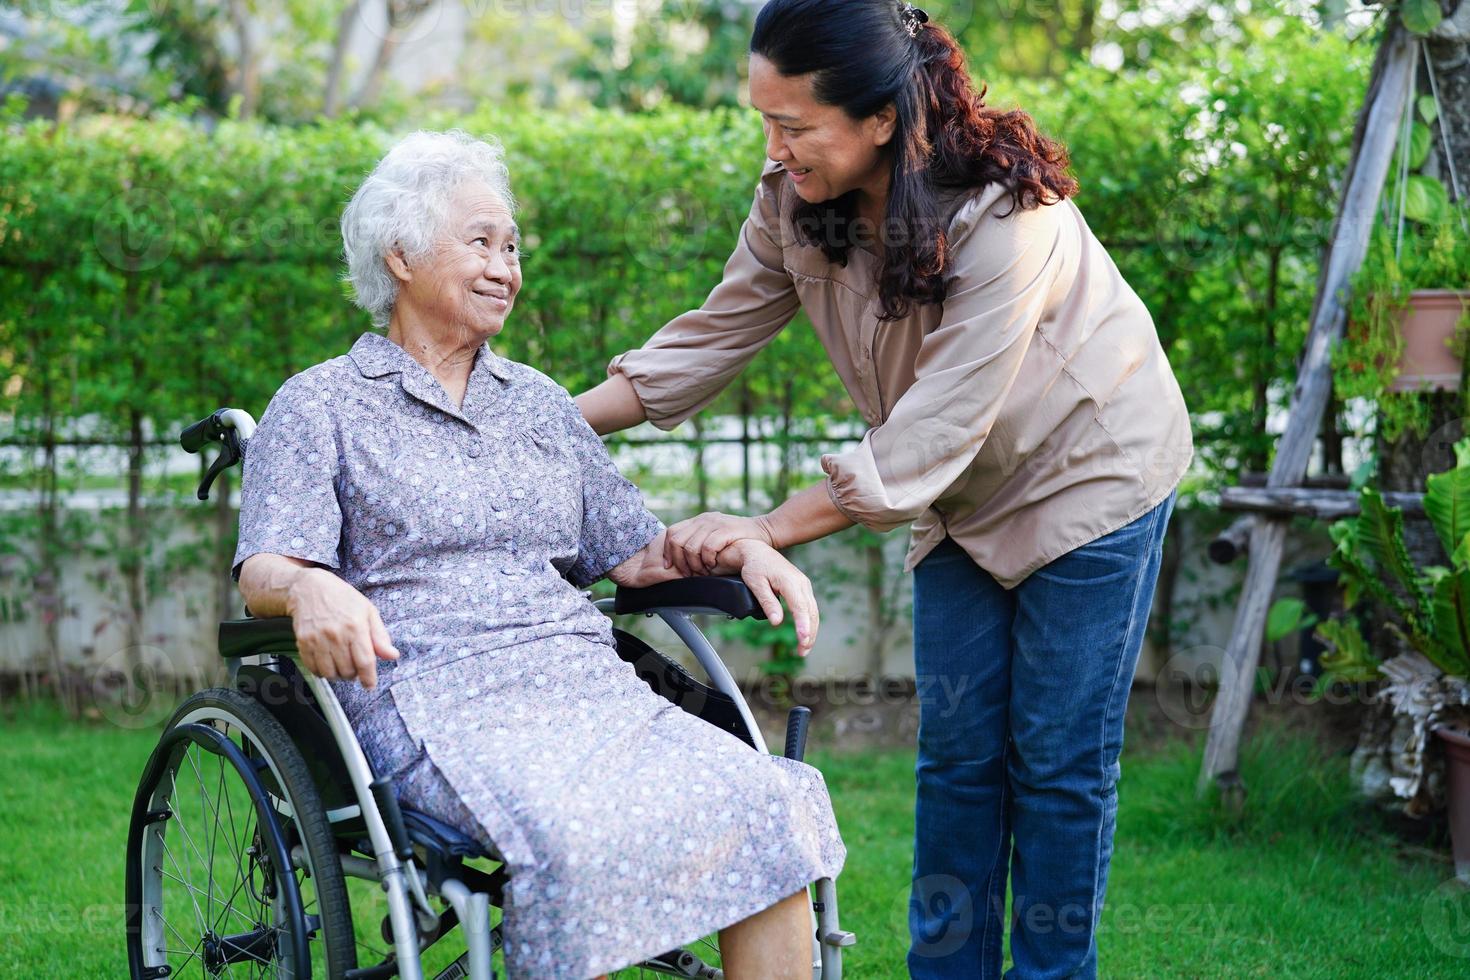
[663,511,775,577]
[285,566,400,689]
[721,539,820,657]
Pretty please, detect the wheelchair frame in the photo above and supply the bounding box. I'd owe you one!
[277,601,850,980]
[128,407,855,980]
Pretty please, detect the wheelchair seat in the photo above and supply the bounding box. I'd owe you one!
[402,807,494,860]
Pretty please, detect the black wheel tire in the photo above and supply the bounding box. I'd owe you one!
[126,686,358,978]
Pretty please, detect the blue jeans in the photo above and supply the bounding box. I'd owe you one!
[907,488,1177,979]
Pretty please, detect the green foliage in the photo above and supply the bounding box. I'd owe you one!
[1399,0,1444,35]
[0,22,1371,467]
[1265,596,1316,644]
[1322,437,1470,679]
[1312,615,1382,690]
[575,0,757,111]
[0,23,1376,658]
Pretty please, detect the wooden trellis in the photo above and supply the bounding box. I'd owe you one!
[1196,21,1422,798]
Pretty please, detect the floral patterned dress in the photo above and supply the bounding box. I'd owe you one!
[232,330,846,979]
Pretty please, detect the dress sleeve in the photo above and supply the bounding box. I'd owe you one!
[232,376,345,583]
[556,391,666,588]
[820,196,1067,531]
[606,163,801,430]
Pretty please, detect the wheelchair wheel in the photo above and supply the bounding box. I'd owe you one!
[126,687,358,978]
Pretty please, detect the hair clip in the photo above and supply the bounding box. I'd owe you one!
[900,2,929,38]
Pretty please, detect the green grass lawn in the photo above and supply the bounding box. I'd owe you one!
[4,698,1468,977]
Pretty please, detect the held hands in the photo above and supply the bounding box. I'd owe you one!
[663,511,775,577]
[717,538,820,658]
[285,568,400,689]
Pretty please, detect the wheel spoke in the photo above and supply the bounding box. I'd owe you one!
[157,837,209,935]
[169,763,230,916]
[207,768,257,939]
[157,865,257,934]
[167,751,259,939]
[151,904,205,968]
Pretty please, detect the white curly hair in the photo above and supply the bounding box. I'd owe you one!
[341,129,517,328]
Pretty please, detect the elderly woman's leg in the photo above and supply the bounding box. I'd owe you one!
[718,888,813,979]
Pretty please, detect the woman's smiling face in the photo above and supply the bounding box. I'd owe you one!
[748,53,896,205]
[394,179,522,342]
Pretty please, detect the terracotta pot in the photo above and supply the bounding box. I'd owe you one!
[1436,725,1470,884]
[1388,289,1470,393]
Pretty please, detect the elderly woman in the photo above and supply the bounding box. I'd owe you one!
[231,130,846,980]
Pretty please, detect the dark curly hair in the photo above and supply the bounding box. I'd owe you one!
[751,0,1080,319]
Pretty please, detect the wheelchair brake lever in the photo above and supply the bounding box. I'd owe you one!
[197,430,245,501]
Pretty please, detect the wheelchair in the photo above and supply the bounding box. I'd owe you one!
[125,408,855,980]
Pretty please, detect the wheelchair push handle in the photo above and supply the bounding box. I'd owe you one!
[180,407,257,501]
[785,705,811,761]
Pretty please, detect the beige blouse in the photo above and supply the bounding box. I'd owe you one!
[607,159,1193,589]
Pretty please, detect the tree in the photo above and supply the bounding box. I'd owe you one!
[575,0,757,111]
[0,0,423,122]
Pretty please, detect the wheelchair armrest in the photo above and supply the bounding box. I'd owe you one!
[612,575,767,620]
[219,616,298,659]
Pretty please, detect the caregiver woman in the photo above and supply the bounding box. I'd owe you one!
[577,1,1192,977]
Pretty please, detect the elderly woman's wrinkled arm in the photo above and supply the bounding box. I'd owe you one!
[237,553,400,689]
[605,532,820,657]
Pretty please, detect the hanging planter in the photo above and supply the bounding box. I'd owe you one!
[1331,40,1470,438]
[1334,213,1470,437]
[1389,288,1470,392]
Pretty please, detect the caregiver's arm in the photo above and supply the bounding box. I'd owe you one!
[575,373,646,436]
[606,534,820,656]
[661,482,853,577]
[576,160,799,437]
[238,553,399,689]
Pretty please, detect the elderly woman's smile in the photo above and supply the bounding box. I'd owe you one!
[389,180,523,345]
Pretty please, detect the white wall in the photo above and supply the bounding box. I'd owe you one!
[0,497,1333,694]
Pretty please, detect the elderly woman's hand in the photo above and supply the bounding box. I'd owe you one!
[284,567,401,689]
[662,511,775,577]
[719,539,820,657]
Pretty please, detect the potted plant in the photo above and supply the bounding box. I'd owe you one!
[1314,436,1470,880]
[1332,199,1469,442]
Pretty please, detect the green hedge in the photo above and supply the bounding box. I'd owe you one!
[0,18,1371,485]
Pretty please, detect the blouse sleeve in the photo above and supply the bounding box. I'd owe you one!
[606,162,800,430]
[820,196,1068,531]
[555,389,666,588]
[232,375,345,582]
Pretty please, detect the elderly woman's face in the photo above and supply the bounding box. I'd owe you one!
[395,180,522,340]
